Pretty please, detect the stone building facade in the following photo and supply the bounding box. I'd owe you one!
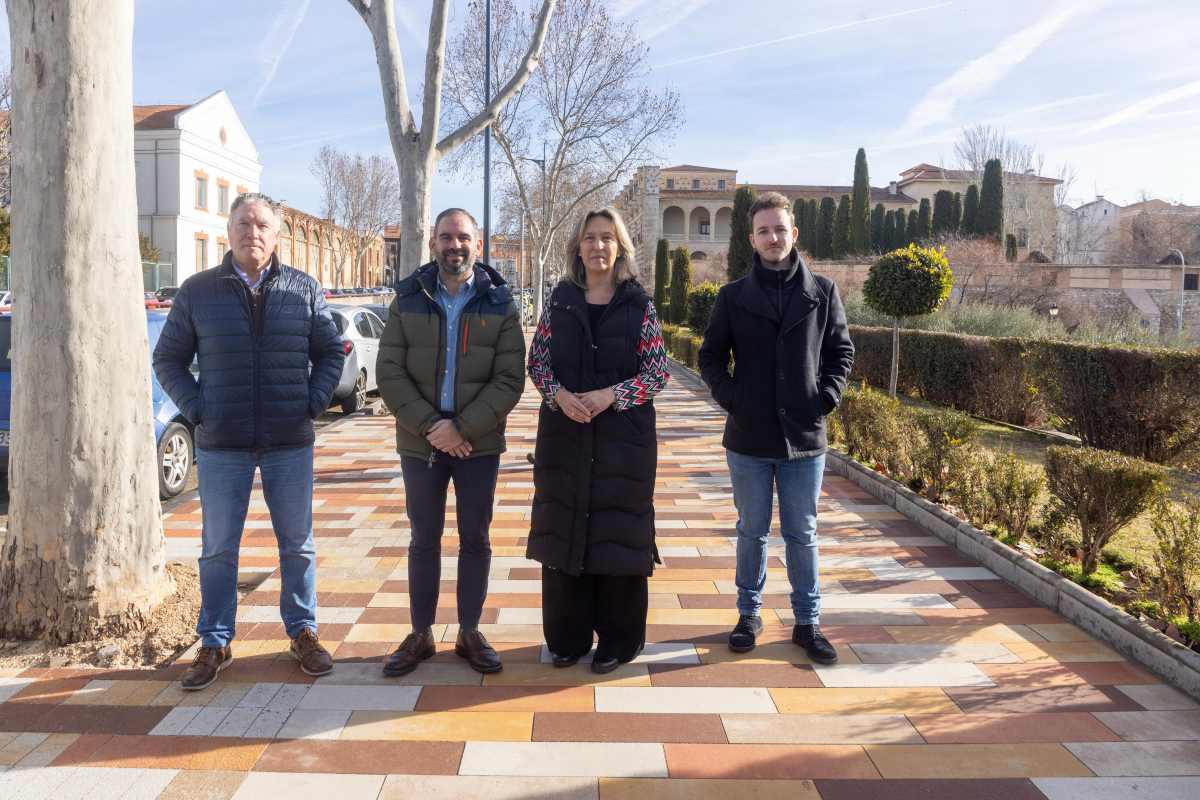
[276,206,385,289]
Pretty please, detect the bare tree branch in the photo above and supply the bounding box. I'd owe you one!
[436,0,558,157]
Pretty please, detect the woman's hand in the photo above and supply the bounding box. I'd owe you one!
[555,388,594,423]
[577,387,616,417]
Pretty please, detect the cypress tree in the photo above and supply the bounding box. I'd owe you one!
[670,247,692,325]
[1005,233,1018,262]
[850,147,871,254]
[794,198,809,252]
[951,191,963,234]
[726,186,757,281]
[977,158,1004,239]
[895,208,908,246]
[883,209,896,251]
[906,209,919,245]
[870,203,886,253]
[816,196,836,259]
[916,198,932,242]
[932,190,954,236]
[962,184,979,234]
[832,194,852,259]
[806,199,819,255]
[654,238,670,311]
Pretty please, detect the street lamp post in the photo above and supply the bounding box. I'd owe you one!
[1170,248,1186,336]
[482,0,492,267]
[521,143,548,324]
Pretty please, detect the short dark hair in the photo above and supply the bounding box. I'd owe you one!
[433,208,480,235]
[748,191,794,228]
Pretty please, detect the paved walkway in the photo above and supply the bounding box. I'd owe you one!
[3,366,1200,799]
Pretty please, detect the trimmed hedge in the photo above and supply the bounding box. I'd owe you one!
[662,324,702,369]
[849,325,1200,468]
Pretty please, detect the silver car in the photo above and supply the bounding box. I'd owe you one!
[327,305,385,414]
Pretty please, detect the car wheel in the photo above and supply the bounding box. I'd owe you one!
[341,371,367,415]
[158,422,193,500]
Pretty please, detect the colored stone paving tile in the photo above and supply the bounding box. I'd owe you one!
[721,713,923,744]
[231,771,386,800]
[1092,710,1200,741]
[909,713,1122,743]
[341,710,532,741]
[254,739,464,774]
[532,712,727,743]
[865,743,1094,778]
[595,686,776,714]
[814,778,1049,800]
[380,775,598,799]
[156,769,248,800]
[647,663,821,688]
[599,777,821,799]
[1033,777,1200,799]
[663,743,880,780]
[770,687,961,715]
[1114,683,1199,710]
[458,741,668,778]
[414,686,595,712]
[1064,741,1200,776]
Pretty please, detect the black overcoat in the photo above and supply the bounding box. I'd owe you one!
[526,279,659,577]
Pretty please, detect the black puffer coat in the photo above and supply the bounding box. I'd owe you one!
[527,280,659,577]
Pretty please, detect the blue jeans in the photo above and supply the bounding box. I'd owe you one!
[196,445,317,648]
[727,449,825,624]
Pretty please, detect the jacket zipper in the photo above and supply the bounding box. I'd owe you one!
[421,283,446,467]
[234,276,264,449]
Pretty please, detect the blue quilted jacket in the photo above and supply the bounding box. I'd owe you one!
[152,253,345,451]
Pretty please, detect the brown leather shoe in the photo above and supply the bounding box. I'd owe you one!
[290,628,334,677]
[455,628,502,674]
[181,645,232,691]
[383,629,437,677]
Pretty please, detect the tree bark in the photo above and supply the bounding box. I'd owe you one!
[0,0,169,643]
[889,317,900,398]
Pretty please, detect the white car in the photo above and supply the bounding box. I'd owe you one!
[327,305,385,414]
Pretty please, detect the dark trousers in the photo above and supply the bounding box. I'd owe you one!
[400,453,500,631]
[542,566,648,662]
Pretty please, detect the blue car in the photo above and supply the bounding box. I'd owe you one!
[0,311,196,499]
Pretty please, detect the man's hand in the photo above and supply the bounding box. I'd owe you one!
[577,387,616,417]
[555,388,594,424]
[426,419,472,458]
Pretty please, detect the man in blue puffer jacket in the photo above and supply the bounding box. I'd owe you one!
[154,192,345,691]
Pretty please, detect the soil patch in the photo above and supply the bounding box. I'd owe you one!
[0,561,200,670]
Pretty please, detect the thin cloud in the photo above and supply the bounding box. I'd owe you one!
[903,0,1103,133]
[651,3,953,70]
[1082,78,1200,133]
[253,0,313,110]
[613,0,714,40]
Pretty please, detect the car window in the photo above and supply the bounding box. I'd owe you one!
[354,312,375,339]
[0,316,10,371]
[366,312,385,338]
[332,313,348,335]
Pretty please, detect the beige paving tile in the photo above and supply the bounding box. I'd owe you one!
[866,743,1093,778]
[770,688,962,715]
[1029,624,1098,643]
[886,624,1044,644]
[458,742,668,777]
[596,687,776,714]
[722,713,922,744]
[1005,641,1124,663]
[344,623,448,643]
[483,663,651,687]
[341,710,533,741]
[695,641,862,665]
[646,609,743,625]
[599,777,821,799]
[381,775,597,799]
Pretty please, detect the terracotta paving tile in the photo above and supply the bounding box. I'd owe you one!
[6,676,91,705]
[770,688,961,715]
[664,743,880,779]
[60,734,269,770]
[599,777,821,799]
[865,743,1093,778]
[814,778,1048,800]
[647,663,821,688]
[414,685,595,712]
[533,712,727,743]
[0,703,169,734]
[909,712,1123,743]
[254,739,463,774]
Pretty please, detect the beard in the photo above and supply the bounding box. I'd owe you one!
[435,247,473,275]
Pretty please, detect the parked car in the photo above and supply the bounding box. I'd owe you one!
[0,311,196,499]
[327,305,385,414]
[0,292,10,313]
[362,303,390,324]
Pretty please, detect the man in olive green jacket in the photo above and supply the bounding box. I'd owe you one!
[376,208,525,677]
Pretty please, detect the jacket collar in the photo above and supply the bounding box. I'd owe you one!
[552,277,646,310]
[738,248,820,331]
[217,250,281,285]
[403,261,508,301]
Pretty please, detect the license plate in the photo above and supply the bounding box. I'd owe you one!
[0,429,8,447]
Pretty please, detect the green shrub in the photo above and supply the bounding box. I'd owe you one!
[669,247,692,325]
[1045,446,1166,576]
[1126,599,1165,620]
[946,448,995,529]
[1150,498,1200,623]
[838,384,913,481]
[687,282,720,332]
[1033,341,1200,468]
[1176,618,1200,646]
[910,408,978,502]
[984,450,1045,545]
[1035,501,1081,564]
[661,323,702,369]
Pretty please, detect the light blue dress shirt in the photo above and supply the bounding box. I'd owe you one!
[436,269,476,412]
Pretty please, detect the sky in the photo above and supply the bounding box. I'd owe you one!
[4,0,1199,217]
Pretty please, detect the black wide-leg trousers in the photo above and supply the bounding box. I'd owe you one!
[541,565,648,662]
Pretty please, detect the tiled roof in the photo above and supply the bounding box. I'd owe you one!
[663,164,737,173]
[898,163,1061,185]
[749,183,919,205]
[133,104,191,130]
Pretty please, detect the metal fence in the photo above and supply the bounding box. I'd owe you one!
[0,256,176,293]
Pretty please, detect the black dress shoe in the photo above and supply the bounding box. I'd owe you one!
[456,628,503,674]
[590,655,621,674]
[382,629,436,677]
[552,653,581,668]
[793,623,839,664]
[728,614,764,653]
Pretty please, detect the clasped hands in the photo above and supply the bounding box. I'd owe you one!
[555,387,615,424]
[426,418,472,458]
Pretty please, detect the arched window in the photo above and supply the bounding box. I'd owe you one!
[662,206,684,236]
[295,226,307,271]
[715,207,733,239]
[280,221,293,265]
[689,207,711,237]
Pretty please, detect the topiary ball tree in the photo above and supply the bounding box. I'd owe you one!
[862,243,954,397]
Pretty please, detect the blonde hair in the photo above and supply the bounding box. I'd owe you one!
[565,207,637,288]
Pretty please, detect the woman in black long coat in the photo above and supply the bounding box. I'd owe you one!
[526,207,669,674]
